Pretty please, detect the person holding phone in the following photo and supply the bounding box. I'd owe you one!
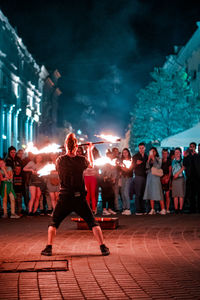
[143,147,165,215]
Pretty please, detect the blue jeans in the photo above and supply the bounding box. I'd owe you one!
[121,177,132,210]
[134,176,146,213]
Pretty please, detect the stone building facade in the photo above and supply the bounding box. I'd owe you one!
[0,9,46,157]
[164,21,200,96]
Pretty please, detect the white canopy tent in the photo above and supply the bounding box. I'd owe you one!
[161,123,200,148]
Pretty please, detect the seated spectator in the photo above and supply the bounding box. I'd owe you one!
[0,158,19,218]
[172,148,185,214]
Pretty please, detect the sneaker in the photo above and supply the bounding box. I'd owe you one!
[41,245,52,256]
[107,209,117,215]
[123,209,131,216]
[10,214,20,219]
[2,214,8,219]
[135,212,143,216]
[159,209,166,215]
[166,210,170,214]
[100,244,110,256]
[102,209,111,216]
[148,209,156,215]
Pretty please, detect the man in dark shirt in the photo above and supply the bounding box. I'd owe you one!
[132,142,148,215]
[183,142,199,213]
[41,133,110,256]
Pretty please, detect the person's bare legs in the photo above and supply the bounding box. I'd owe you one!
[150,200,154,209]
[29,186,36,213]
[160,200,165,210]
[47,226,56,245]
[50,193,56,210]
[165,191,170,211]
[179,197,184,210]
[174,197,178,210]
[33,187,41,213]
[92,226,104,245]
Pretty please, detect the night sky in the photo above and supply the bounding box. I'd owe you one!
[1,0,200,139]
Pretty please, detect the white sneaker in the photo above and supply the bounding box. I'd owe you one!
[148,209,156,215]
[166,210,170,214]
[123,209,131,216]
[10,214,20,219]
[159,209,166,215]
[102,209,111,216]
[107,209,117,215]
[135,212,143,216]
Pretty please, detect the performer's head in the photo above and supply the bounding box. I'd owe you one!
[65,133,77,154]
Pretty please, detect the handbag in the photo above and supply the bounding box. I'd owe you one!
[151,167,163,177]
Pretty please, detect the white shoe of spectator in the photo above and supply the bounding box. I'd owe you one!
[159,209,166,215]
[108,208,117,215]
[135,212,143,215]
[123,209,131,216]
[102,209,111,216]
[10,214,20,219]
[148,209,156,215]
[166,210,170,214]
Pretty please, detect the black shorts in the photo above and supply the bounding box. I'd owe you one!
[50,192,99,230]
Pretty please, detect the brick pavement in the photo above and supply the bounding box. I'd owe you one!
[0,214,200,299]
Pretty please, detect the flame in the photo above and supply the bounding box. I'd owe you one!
[25,142,61,154]
[38,163,56,176]
[25,142,39,154]
[123,160,132,169]
[95,134,120,143]
[94,157,117,167]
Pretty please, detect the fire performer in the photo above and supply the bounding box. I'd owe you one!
[41,133,110,256]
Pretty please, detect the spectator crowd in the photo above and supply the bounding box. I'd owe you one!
[0,141,200,219]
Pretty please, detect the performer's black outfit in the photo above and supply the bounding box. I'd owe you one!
[51,154,98,229]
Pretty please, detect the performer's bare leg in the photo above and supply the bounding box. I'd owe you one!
[42,225,109,256]
[47,226,56,245]
[92,226,104,245]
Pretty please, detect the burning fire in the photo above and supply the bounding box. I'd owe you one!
[94,134,120,143]
[38,163,56,176]
[122,160,132,169]
[94,157,117,167]
[25,142,61,154]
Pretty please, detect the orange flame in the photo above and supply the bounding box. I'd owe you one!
[122,160,132,169]
[94,134,120,143]
[38,163,56,176]
[94,157,117,167]
[25,142,61,154]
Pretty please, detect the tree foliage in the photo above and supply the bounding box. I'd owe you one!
[129,67,200,152]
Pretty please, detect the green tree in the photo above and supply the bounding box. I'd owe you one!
[129,67,200,152]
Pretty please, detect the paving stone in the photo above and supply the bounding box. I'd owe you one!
[0,214,200,299]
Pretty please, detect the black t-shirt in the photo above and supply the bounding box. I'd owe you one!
[132,152,148,177]
[161,158,171,175]
[56,154,89,195]
[13,173,23,193]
